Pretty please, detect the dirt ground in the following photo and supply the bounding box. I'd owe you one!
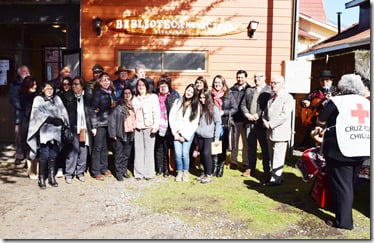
[0,144,210,239]
[0,143,368,240]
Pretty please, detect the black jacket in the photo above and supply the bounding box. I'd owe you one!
[90,88,116,128]
[219,90,238,126]
[108,104,134,142]
[9,75,23,124]
[230,83,250,123]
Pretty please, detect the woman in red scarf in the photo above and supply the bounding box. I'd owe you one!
[210,75,237,177]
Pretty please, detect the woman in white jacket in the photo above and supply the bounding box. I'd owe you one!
[132,78,160,180]
[169,83,200,182]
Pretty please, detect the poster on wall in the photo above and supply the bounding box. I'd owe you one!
[0,59,10,85]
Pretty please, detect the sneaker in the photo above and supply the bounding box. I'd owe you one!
[182,170,189,182]
[195,174,205,182]
[65,177,72,184]
[56,168,64,178]
[201,175,212,184]
[77,176,85,182]
[175,171,183,182]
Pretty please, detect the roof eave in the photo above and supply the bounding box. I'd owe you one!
[299,14,338,32]
[297,38,370,57]
[345,0,367,9]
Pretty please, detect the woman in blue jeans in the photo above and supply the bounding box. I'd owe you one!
[169,83,201,182]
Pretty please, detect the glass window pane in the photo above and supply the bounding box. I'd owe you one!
[120,51,162,71]
[164,52,206,71]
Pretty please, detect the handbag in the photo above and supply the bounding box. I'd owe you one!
[62,125,74,145]
[79,128,86,143]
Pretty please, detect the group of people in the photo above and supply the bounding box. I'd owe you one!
[9,63,370,230]
[299,70,370,231]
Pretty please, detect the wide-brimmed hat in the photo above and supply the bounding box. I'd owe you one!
[319,70,335,79]
[115,66,132,75]
[92,64,104,73]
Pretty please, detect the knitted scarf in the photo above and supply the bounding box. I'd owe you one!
[211,89,224,110]
[158,93,169,136]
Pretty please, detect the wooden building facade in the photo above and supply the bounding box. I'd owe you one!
[81,0,296,90]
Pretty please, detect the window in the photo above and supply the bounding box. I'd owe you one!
[119,50,207,72]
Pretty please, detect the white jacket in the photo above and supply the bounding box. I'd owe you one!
[169,98,200,141]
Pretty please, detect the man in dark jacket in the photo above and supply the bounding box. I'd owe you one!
[241,72,273,183]
[85,64,104,104]
[113,66,132,102]
[9,65,30,164]
[229,70,253,170]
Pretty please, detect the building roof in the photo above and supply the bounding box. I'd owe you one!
[298,24,370,57]
[299,0,327,23]
[298,29,319,40]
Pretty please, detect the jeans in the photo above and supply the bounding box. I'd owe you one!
[173,135,194,171]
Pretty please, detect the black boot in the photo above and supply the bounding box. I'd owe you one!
[38,175,46,189]
[38,159,47,189]
[212,155,219,176]
[156,167,163,176]
[48,159,58,187]
[216,161,224,177]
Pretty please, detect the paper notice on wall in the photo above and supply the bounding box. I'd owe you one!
[0,60,10,85]
[284,60,311,93]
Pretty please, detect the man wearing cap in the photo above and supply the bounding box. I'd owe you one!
[113,66,132,101]
[85,64,104,103]
[128,64,156,93]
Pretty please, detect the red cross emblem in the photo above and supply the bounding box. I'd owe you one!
[351,103,369,124]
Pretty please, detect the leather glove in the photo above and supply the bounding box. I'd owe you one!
[46,117,64,126]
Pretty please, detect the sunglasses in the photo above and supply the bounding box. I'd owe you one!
[63,83,71,86]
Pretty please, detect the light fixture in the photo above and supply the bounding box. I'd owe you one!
[52,23,61,29]
[247,20,259,38]
[93,17,103,36]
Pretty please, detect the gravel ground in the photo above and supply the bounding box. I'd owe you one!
[0,143,210,239]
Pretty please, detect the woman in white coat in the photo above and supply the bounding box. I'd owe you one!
[169,83,201,182]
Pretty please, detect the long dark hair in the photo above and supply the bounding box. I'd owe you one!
[199,89,215,124]
[120,86,134,116]
[19,76,37,96]
[135,78,150,96]
[180,83,199,122]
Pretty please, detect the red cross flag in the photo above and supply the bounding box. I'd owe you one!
[331,95,370,157]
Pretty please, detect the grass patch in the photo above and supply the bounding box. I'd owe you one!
[134,152,371,239]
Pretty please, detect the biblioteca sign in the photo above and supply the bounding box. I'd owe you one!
[107,15,245,36]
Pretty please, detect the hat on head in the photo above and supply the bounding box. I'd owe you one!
[319,69,335,79]
[115,66,132,75]
[92,64,104,73]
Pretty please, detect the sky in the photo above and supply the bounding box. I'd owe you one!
[324,0,359,28]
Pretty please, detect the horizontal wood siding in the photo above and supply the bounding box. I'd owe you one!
[82,0,293,92]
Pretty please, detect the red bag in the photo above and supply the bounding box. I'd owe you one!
[311,171,331,209]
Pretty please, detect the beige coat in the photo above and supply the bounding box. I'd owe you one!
[264,89,294,142]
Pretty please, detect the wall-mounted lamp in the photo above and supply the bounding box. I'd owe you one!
[93,17,103,36]
[247,20,259,38]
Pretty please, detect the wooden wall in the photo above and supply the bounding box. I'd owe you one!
[81,0,294,92]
